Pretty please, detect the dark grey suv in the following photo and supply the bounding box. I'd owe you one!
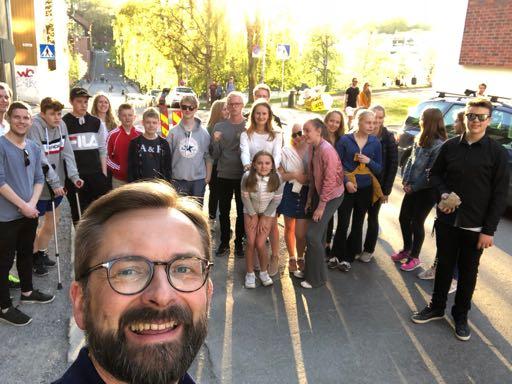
[396,92,512,206]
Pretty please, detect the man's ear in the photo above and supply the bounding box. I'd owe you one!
[70,281,87,330]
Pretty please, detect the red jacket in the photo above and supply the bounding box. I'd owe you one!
[107,126,140,181]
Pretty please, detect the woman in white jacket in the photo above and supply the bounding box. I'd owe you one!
[240,100,283,276]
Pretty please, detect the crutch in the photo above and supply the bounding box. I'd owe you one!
[43,165,63,290]
[75,192,82,221]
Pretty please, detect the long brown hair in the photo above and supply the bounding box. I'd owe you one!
[247,99,275,141]
[323,109,345,145]
[91,93,117,131]
[244,151,280,192]
[418,108,447,147]
[207,98,226,133]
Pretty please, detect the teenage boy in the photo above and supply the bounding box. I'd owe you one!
[63,87,109,224]
[167,95,211,201]
[28,97,83,276]
[412,98,509,341]
[0,82,12,136]
[0,102,55,326]
[107,103,140,188]
[209,91,246,257]
[127,107,172,182]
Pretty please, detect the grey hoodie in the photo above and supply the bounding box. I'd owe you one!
[28,114,80,200]
[167,117,211,181]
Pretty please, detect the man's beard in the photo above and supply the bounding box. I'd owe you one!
[84,301,208,384]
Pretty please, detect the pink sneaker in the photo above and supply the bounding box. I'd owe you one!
[391,250,410,262]
[400,258,421,271]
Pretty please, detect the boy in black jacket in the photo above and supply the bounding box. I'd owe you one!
[411,98,509,341]
[127,108,172,182]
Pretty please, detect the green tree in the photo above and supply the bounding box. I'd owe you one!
[303,30,340,91]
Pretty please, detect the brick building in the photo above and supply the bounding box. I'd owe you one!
[433,0,512,98]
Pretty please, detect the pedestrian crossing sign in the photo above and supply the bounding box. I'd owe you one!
[39,44,55,60]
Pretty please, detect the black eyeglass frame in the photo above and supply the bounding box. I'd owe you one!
[78,255,214,295]
[180,104,196,111]
[23,149,30,167]
[465,113,490,122]
[292,131,303,138]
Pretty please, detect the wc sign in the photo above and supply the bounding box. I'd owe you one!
[39,44,55,60]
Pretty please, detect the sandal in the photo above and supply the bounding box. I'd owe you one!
[288,258,298,272]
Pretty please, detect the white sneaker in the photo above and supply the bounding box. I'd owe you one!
[358,251,373,263]
[259,271,273,287]
[300,281,313,289]
[293,270,305,279]
[245,273,256,289]
[449,279,458,294]
[418,265,436,280]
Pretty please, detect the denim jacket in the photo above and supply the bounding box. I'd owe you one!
[403,138,444,192]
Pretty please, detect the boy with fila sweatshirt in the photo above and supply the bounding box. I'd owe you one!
[28,98,83,276]
[167,95,212,203]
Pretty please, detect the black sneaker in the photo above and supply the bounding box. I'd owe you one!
[411,306,445,324]
[216,243,229,257]
[33,252,49,276]
[41,251,56,267]
[0,306,32,326]
[338,261,351,272]
[327,257,339,269]
[235,243,245,258]
[454,319,471,341]
[20,289,55,304]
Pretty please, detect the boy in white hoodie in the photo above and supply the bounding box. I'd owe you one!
[28,97,83,275]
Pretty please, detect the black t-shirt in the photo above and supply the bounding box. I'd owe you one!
[127,135,172,182]
[345,86,360,108]
[52,347,197,384]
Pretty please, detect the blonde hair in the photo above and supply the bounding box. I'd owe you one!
[207,99,226,132]
[91,93,117,131]
[246,99,275,141]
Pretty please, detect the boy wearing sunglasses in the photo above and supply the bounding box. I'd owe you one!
[412,98,509,341]
[0,102,55,326]
[167,95,212,203]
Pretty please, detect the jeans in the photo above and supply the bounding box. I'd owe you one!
[172,179,207,204]
[333,186,372,262]
[399,188,436,258]
[0,218,38,309]
[430,220,483,321]
[363,200,382,254]
[217,177,244,246]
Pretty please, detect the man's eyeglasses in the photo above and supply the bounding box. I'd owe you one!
[180,105,196,111]
[23,149,30,167]
[466,113,489,122]
[292,131,303,139]
[228,102,243,107]
[78,255,213,295]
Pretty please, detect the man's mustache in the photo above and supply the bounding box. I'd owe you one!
[119,305,193,330]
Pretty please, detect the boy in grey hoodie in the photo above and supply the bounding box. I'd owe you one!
[27,97,83,275]
[167,95,212,203]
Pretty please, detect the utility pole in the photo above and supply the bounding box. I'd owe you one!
[5,0,17,100]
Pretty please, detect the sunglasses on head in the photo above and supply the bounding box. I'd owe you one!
[466,113,489,122]
[180,105,195,111]
[23,149,30,167]
[292,131,303,139]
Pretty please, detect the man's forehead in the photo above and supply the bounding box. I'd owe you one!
[467,106,490,113]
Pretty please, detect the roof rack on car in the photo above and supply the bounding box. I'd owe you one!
[488,95,512,106]
[436,91,471,100]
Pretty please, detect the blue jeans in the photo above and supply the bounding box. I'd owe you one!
[172,179,206,204]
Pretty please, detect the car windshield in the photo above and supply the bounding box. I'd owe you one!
[176,87,192,93]
[487,109,512,149]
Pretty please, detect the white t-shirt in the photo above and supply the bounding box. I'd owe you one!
[0,119,9,136]
[240,131,282,168]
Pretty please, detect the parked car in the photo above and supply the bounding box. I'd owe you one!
[396,92,512,206]
[165,86,197,108]
[146,89,160,106]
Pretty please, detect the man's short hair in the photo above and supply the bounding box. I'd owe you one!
[479,83,487,89]
[253,83,271,98]
[142,107,160,121]
[6,101,31,119]
[74,181,211,284]
[0,82,13,98]
[227,91,245,104]
[40,97,64,113]
[180,95,198,109]
[466,97,493,116]
[117,103,134,114]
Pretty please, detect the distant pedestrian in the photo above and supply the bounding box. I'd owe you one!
[209,92,246,257]
[330,109,382,273]
[0,102,55,327]
[107,103,141,189]
[477,83,487,97]
[241,151,284,288]
[226,76,236,95]
[127,107,172,182]
[412,98,509,341]
[294,119,344,288]
[91,92,117,131]
[357,83,371,108]
[278,123,310,274]
[206,99,228,223]
[361,105,398,262]
[209,81,217,104]
[344,77,360,126]
[63,87,110,225]
[391,108,446,271]
[167,95,212,203]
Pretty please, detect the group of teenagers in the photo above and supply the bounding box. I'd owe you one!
[0,80,509,342]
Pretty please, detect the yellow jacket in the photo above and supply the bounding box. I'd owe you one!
[344,163,383,204]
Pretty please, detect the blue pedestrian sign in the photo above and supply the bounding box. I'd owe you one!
[276,44,291,60]
[39,44,55,60]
